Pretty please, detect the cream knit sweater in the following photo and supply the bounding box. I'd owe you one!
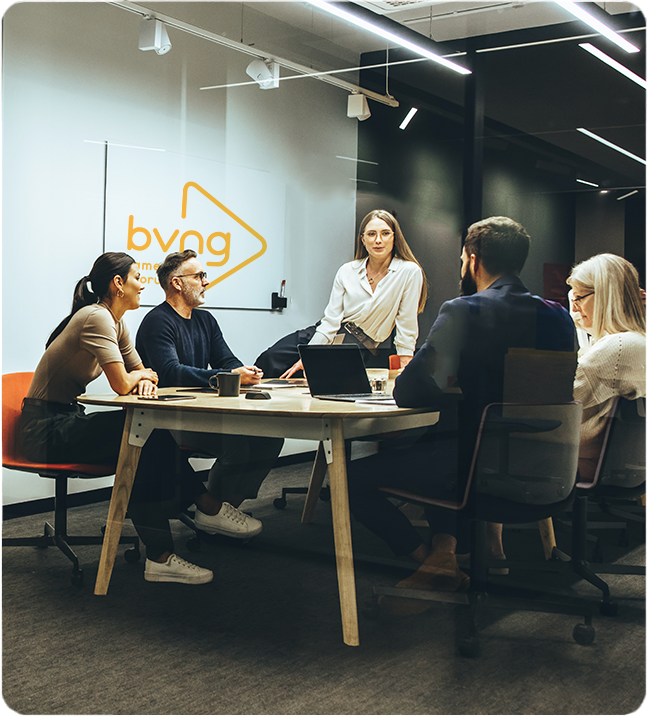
[574,331,646,460]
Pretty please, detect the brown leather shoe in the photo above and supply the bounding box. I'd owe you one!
[378,551,470,616]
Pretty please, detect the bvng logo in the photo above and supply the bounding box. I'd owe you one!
[126,181,267,291]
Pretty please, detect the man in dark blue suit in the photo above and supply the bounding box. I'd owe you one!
[348,216,575,606]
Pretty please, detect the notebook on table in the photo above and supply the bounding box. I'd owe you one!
[297,344,395,403]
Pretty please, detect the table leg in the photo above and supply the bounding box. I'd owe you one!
[94,408,143,595]
[301,442,328,524]
[327,419,359,647]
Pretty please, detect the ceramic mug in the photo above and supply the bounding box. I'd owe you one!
[209,371,241,397]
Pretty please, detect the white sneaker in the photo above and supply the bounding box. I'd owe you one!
[144,554,213,584]
[194,502,263,539]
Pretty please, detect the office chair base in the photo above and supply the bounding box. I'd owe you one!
[3,520,140,586]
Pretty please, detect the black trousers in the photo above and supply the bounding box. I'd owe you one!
[347,423,471,557]
[171,431,283,503]
[20,402,207,561]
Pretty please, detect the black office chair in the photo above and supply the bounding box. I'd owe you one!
[365,401,595,657]
[550,396,646,615]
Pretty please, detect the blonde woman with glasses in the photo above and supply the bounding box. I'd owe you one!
[282,209,428,377]
[567,253,646,480]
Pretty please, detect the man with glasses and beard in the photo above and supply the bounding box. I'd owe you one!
[136,250,283,537]
[347,216,576,611]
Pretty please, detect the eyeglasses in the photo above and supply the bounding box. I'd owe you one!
[363,230,393,240]
[176,271,208,281]
[572,291,594,305]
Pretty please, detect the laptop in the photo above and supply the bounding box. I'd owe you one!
[297,344,395,403]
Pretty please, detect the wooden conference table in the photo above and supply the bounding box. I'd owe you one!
[79,385,439,646]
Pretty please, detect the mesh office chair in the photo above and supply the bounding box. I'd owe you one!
[366,400,594,657]
[2,372,140,586]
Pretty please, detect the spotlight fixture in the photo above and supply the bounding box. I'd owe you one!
[245,60,280,89]
[579,43,646,89]
[347,94,371,121]
[577,128,646,165]
[139,17,172,55]
[306,0,471,75]
[399,108,418,130]
[552,0,639,53]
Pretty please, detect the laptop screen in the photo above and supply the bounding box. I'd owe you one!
[298,344,372,396]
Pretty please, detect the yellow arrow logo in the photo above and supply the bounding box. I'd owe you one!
[181,181,267,290]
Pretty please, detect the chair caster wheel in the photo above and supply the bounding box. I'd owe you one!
[599,600,618,617]
[458,637,480,658]
[573,622,595,645]
[124,548,140,563]
[71,569,84,587]
[273,498,287,510]
[186,537,201,552]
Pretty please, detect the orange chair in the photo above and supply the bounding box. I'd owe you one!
[389,354,400,371]
[2,372,139,586]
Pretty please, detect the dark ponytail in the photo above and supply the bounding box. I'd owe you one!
[46,252,135,348]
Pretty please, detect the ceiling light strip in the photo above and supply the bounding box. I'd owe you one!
[475,28,645,53]
[579,43,646,89]
[576,178,599,187]
[109,0,399,106]
[617,190,639,200]
[577,128,646,165]
[399,108,418,130]
[552,0,640,53]
[307,0,471,75]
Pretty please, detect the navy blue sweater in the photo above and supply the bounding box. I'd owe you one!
[136,302,243,388]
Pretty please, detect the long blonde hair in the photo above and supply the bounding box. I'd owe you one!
[354,209,428,313]
[567,253,645,341]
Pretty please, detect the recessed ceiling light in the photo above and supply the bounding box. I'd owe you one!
[577,128,646,165]
[579,43,646,89]
[306,1,471,75]
[399,108,418,130]
[553,0,639,53]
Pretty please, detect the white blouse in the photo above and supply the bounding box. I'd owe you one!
[309,257,424,356]
[574,331,646,459]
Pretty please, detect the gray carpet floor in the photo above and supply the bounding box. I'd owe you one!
[2,462,646,715]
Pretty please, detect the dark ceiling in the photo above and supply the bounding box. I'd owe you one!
[356,7,646,190]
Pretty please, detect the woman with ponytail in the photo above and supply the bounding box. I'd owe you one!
[21,252,258,585]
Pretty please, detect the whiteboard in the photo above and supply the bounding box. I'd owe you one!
[104,145,285,309]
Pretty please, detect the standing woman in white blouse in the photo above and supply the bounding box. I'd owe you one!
[282,210,428,377]
[567,253,646,480]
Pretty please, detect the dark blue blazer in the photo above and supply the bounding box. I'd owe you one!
[394,275,576,432]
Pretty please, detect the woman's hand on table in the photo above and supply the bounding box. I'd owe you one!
[281,359,303,379]
[397,355,412,370]
[234,366,263,385]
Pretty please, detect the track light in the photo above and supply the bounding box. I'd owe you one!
[139,18,172,55]
[347,94,371,121]
[245,60,280,89]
